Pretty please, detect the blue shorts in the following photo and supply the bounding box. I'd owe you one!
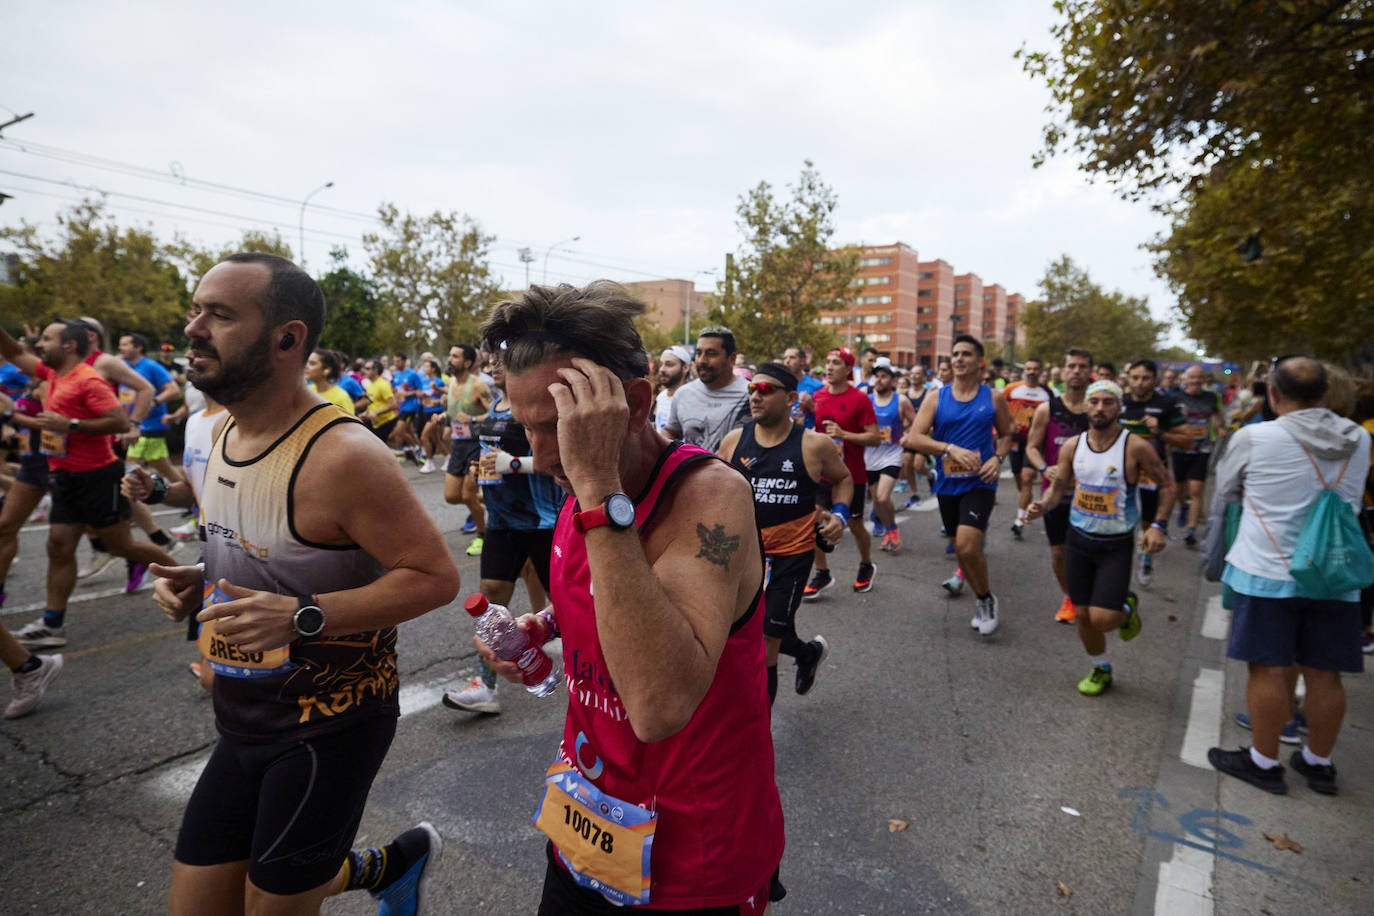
[1227,592,1364,673]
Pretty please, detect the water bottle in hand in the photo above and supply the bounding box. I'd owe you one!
[466,594,561,696]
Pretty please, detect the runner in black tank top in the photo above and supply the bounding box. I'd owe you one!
[718,363,855,708]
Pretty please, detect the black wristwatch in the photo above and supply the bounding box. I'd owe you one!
[68,417,80,431]
[144,472,169,505]
[292,597,326,637]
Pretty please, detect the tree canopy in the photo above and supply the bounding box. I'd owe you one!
[709,161,852,362]
[1021,0,1372,359]
[316,246,382,359]
[1020,255,1169,369]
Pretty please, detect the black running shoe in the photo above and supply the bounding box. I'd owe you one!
[801,569,832,601]
[853,562,876,592]
[795,636,829,695]
[1289,750,1338,795]
[1207,747,1287,794]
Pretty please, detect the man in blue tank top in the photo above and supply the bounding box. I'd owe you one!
[903,334,1013,635]
[1029,381,1174,696]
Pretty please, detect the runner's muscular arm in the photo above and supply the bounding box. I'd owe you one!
[1031,435,1077,515]
[899,390,941,454]
[982,390,1015,482]
[35,404,129,435]
[1024,401,1051,472]
[94,353,155,423]
[803,430,852,542]
[198,421,461,650]
[716,427,742,463]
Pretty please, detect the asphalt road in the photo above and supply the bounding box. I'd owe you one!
[1,469,1229,914]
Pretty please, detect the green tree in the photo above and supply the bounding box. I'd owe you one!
[164,229,294,287]
[709,161,853,362]
[1020,256,1169,369]
[0,198,188,340]
[1020,0,1373,358]
[362,203,502,354]
[316,247,381,359]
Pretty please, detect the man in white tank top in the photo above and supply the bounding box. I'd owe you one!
[1029,381,1175,696]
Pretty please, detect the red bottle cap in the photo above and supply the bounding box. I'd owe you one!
[464,594,489,617]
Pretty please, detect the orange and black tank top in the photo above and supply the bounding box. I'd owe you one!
[730,420,817,556]
[200,402,397,740]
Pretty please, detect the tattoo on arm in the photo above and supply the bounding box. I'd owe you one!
[695,523,741,570]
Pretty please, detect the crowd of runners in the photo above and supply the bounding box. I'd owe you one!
[1,258,1371,914]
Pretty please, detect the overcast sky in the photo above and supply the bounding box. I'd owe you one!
[1,0,1186,345]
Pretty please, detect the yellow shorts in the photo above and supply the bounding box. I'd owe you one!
[128,435,170,462]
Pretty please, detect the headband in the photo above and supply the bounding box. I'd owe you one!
[1086,380,1123,401]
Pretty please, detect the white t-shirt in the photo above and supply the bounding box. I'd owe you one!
[182,406,227,502]
[665,377,751,452]
[654,388,676,433]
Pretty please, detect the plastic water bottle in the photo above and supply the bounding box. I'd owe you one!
[465,594,561,696]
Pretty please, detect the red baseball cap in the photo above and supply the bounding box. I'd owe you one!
[828,347,856,369]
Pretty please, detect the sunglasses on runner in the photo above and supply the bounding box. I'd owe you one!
[748,381,785,396]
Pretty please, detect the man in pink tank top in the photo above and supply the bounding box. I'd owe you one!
[476,281,785,914]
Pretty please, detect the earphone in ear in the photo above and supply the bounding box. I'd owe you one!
[280,332,296,351]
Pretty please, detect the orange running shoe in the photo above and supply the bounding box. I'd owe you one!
[1054,596,1076,624]
[886,528,901,553]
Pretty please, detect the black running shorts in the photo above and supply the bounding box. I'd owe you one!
[1009,446,1026,476]
[936,487,996,534]
[1042,502,1071,547]
[50,460,131,529]
[174,715,396,896]
[371,417,398,443]
[1171,451,1210,483]
[15,452,51,491]
[446,440,481,477]
[763,551,813,640]
[479,528,554,587]
[865,467,900,485]
[1138,487,1159,530]
[1065,527,1134,611]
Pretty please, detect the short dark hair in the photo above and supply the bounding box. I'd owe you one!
[123,332,149,355]
[1024,357,1043,367]
[1126,359,1156,377]
[1270,356,1327,405]
[480,281,651,381]
[224,252,325,362]
[393,352,407,362]
[366,358,385,374]
[312,348,342,381]
[696,325,737,356]
[991,358,1005,369]
[952,333,984,357]
[861,346,880,358]
[1097,361,1118,376]
[454,343,477,366]
[60,320,91,357]
[1065,347,1093,364]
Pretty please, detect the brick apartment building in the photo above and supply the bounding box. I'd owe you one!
[625,278,710,343]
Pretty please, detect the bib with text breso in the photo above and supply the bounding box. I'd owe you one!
[533,761,656,906]
[196,584,295,678]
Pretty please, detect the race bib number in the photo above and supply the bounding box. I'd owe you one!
[942,449,980,478]
[196,584,295,678]
[119,387,137,413]
[451,419,472,440]
[533,762,655,906]
[1137,470,1158,491]
[1073,483,1118,518]
[39,429,67,457]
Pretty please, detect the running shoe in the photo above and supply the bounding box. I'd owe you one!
[943,573,966,599]
[1077,664,1113,697]
[853,562,876,592]
[404,446,422,468]
[802,569,833,600]
[13,621,66,649]
[871,519,885,537]
[1288,750,1338,796]
[171,519,199,539]
[1184,529,1198,549]
[370,822,443,916]
[879,530,893,552]
[465,536,484,557]
[903,495,920,509]
[76,550,115,580]
[27,494,52,524]
[1177,504,1189,528]
[1233,712,1304,745]
[894,480,908,494]
[188,662,201,680]
[442,678,501,714]
[4,654,63,719]
[1010,521,1024,539]
[1136,554,1153,588]
[886,528,901,553]
[1363,631,1374,654]
[1054,595,1076,624]
[1207,747,1287,794]
[1119,591,1141,641]
[945,541,956,556]
[460,518,477,534]
[418,459,437,474]
[126,561,149,593]
[795,636,829,695]
[977,595,999,636]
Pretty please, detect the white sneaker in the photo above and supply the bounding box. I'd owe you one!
[5,654,63,719]
[171,519,199,539]
[1136,556,1154,588]
[978,595,1000,636]
[13,620,67,649]
[27,494,52,524]
[76,550,116,580]
[418,459,437,474]
[441,677,500,714]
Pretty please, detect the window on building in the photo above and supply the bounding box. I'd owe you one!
[862,313,892,324]
[955,298,966,306]
[917,340,931,348]
[916,323,932,331]
[917,306,933,314]
[954,283,966,290]
[918,271,934,279]
[859,256,893,267]
[867,333,891,343]
[855,295,893,305]
[917,289,933,297]
[983,293,993,300]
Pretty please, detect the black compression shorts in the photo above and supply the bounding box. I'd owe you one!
[479,528,554,587]
[1065,528,1134,611]
[937,488,995,534]
[447,440,481,477]
[1043,502,1071,547]
[50,460,131,529]
[174,715,396,896]
[1172,451,1210,483]
[763,551,813,640]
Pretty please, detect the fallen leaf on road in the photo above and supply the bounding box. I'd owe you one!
[1162,593,1177,603]
[1167,615,1178,622]
[1057,881,1072,898]
[888,819,909,833]
[1264,832,1302,853]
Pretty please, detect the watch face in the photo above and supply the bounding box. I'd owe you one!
[605,494,636,528]
[296,606,325,636]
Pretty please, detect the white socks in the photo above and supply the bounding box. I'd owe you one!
[1089,652,1109,668]
[1302,746,1332,767]
[1250,746,1280,770]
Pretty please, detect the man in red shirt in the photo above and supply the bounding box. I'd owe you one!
[0,321,173,649]
[804,348,881,597]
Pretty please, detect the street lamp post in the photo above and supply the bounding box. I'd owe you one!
[542,236,581,284]
[298,181,334,271]
[687,268,716,345]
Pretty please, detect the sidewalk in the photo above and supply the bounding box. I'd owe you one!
[1132,579,1373,915]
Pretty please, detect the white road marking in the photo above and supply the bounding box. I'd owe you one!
[2,582,154,617]
[1200,595,1229,641]
[1155,843,1214,915]
[1180,667,1225,770]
